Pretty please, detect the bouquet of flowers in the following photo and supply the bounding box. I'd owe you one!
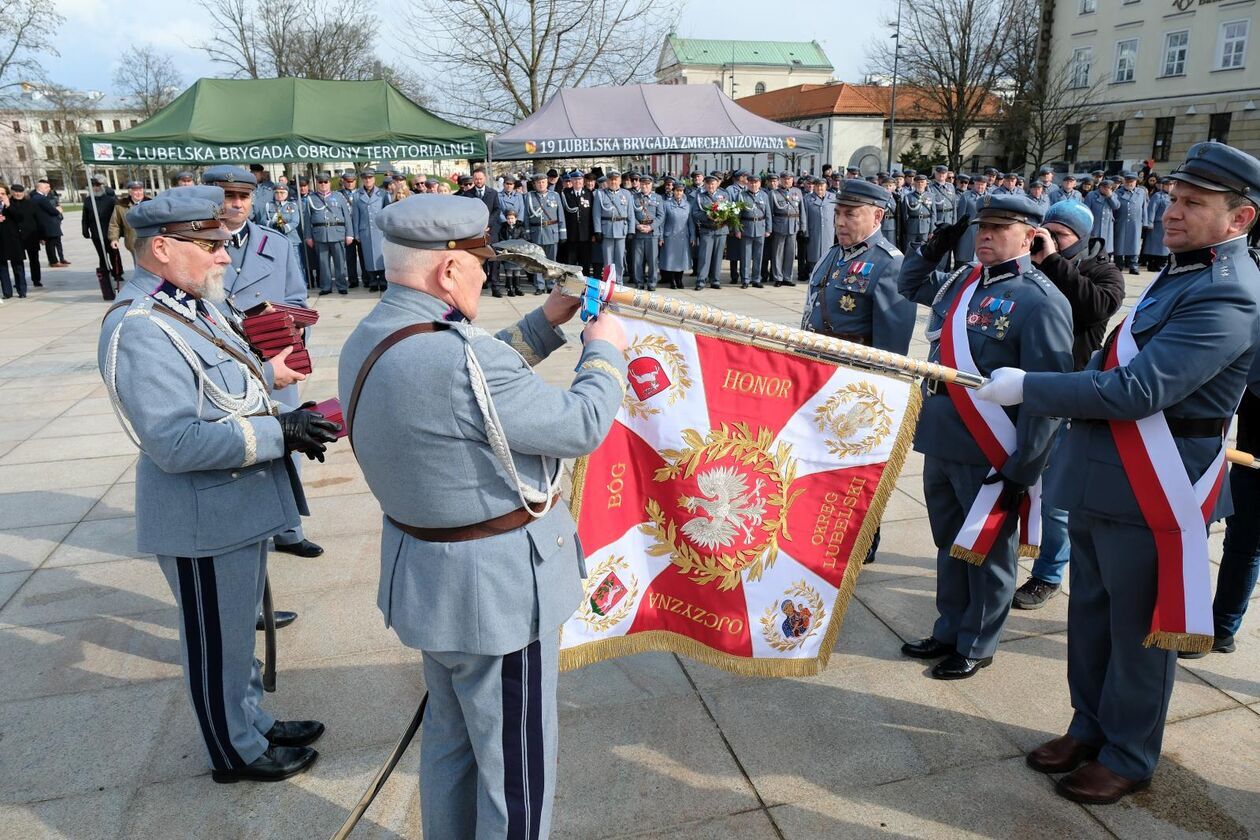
[705,198,746,232]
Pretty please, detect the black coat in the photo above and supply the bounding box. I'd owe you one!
[82,191,116,240]
[462,186,501,242]
[4,197,40,246]
[1037,241,1127,370]
[30,191,63,238]
[0,200,24,259]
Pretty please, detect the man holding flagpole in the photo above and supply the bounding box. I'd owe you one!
[897,193,1074,680]
[974,142,1260,805]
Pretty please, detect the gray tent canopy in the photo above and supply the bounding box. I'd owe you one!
[490,84,822,160]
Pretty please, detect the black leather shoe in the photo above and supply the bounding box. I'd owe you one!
[273,539,324,558]
[211,745,318,783]
[265,719,325,747]
[1178,634,1236,659]
[257,610,298,631]
[901,637,954,659]
[931,653,993,679]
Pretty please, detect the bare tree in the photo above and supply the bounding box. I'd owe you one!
[34,84,90,191]
[199,0,379,81]
[868,0,1006,169]
[112,48,183,119]
[994,0,1041,169]
[410,0,678,130]
[0,0,63,91]
[1020,58,1108,171]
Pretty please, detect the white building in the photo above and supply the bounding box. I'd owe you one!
[0,84,153,193]
[655,35,834,98]
[1047,0,1260,170]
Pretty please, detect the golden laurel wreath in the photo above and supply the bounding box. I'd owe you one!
[812,381,894,459]
[759,579,827,652]
[622,335,692,419]
[574,554,639,633]
[642,423,805,591]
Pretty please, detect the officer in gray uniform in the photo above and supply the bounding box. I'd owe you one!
[692,173,729,290]
[897,193,1073,680]
[249,164,275,224]
[260,182,302,267]
[737,173,771,288]
[1085,180,1120,256]
[928,164,958,226]
[803,177,837,272]
[1112,172,1147,274]
[802,179,916,353]
[954,177,986,264]
[899,173,936,253]
[592,169,631,282]
[769,171,802,286]
[976,142,1260,805]
[202,165,322,564]
[338,172,363,288]
[1026,181,1051,216]
[302,173,353,295]
[99,187,337,783]
[338,195,628,839]
[725,169,748,283]
[1048,174,1082,205]
[353,167,391,291]
[525,172,566,293]
[629,175,664,290]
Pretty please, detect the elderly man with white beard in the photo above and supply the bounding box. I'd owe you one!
[97,187,339,784]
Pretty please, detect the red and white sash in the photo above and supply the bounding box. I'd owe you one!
[939,266,1042,565]
[1103,289,1227,653]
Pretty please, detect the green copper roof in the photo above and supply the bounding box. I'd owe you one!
[664,36,833,70]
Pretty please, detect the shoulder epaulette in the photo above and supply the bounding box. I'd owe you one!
[877,239,902,258]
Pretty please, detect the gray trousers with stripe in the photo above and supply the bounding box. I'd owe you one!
[158,544,274,770]
[420,634,558,840]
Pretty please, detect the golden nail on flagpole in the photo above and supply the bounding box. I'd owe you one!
[555,277,988,389]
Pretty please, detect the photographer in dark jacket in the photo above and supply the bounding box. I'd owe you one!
[1013,200,1126,608]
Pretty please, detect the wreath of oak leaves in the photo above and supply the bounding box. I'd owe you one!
[759,579,827,652]
[622,335,691,420]
[812,381,894,459]
[642,423,805,591]
[575,554,639,633]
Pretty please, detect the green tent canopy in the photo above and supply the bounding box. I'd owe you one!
[79,77,485,165]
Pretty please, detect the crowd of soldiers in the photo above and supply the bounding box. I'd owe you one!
[94,139,1260,831]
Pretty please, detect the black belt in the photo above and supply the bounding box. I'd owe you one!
[924,379,947,396]
[1081,417,1226,438]
[313,221,345,227]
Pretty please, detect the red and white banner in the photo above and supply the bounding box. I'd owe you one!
[1104,295,1227,653]
[939,267,1041,564]
[560,320,920,676]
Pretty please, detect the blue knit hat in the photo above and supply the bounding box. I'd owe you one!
[1044,200,1094,242]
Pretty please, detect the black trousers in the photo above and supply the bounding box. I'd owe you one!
[0,257,26,297]
[345,239,361,285]
[23,243,41,285]
[44,237,64,265]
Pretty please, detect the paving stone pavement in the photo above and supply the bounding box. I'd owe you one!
[0,219,1256,839]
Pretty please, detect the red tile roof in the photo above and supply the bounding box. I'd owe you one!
[737,83,1001,122]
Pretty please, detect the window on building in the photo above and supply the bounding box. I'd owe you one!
[10,120,19,133]
[754,81,766,95]
[1105,120,1125,160]
[113,119,122,131]
[1209,112,1233,144]
[94,119,103,132]
[16,146,25,162]
[52,120,61,133]
[934,127,943,139]
[1217,20,1249,70]
[910,127,919,139]
[1114,39,1138,82]
[1152,117,1175,162]
[1163,31,1189,77]
[1069,47,1093,88]
[1079,0,1095,13]
[978,128,987,139]
[970,154,980,172]
[40,119,48,132]
[44,145,54,158]
[1064,123,1081,161]
[130,119,138,127]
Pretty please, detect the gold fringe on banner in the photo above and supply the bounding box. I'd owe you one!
[558,365,924,677]
[1144,630,1213,654]
[950,540,1040,566]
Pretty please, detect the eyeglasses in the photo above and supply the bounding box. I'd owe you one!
[165,235,226,254]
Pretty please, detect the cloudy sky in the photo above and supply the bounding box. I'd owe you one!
[46,0,898,95]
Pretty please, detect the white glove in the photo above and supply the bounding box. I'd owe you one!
[975,367,1026,406]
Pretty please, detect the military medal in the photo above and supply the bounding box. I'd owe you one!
[994,315,1011,338]
[840,293,857,312]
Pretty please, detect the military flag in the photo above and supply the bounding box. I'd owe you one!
[561,318,921,676]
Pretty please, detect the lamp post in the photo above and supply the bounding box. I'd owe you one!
[886,0,904,173]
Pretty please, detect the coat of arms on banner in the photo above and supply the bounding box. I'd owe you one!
[562,320,921,677]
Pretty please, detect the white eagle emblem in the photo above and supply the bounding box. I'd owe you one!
[679,466,767,550]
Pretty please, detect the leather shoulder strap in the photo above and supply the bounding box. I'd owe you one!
[346,322,446,451]
[101,300,131,323]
